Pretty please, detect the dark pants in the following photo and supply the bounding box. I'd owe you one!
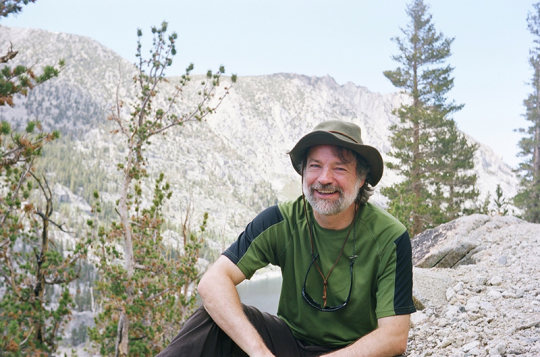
[155,304,338,357]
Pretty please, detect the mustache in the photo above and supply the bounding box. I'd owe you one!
[309,183,343,194]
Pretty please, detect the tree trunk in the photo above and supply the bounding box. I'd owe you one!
[120,152,135,278]
[115,312,130,357]
[449,184,455,220]
[535,77,540,184]
[412,119,421,236]
[34,191,52,346]
[117,147,135,356]
[411,58,422,236]
[534,80,540,223]
[411,27,422,237]
[534,87,540,185]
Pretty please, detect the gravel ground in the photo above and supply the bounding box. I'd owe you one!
[407,216,540,357]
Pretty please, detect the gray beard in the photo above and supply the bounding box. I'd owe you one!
[303,181,359,216]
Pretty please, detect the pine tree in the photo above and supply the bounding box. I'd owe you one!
[1,1,64,107]
[88,22,236,357]
[515,2,540,223]
[493,184,509,216]
[0,0,35,18]
[431,121,479,222]
[1,35,64,106]
[0,5,84,355]
[382,0,477,235]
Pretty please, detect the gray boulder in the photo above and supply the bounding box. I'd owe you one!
[412,267,454,308]
[411,214,522,268]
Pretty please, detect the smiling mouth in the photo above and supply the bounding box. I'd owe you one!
[312,184,342,197]
[317,189,337,195]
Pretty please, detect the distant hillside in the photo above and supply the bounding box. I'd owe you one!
[0,25,519,243]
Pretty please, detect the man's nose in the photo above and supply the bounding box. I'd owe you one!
[318,167,334,184]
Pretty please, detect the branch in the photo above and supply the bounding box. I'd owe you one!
[0,145,23,165]
[35,211,75,234]
[0,237,10,250]
[137,55,165,127]
[0,160,33,227]
[18,326,34,347]
[146,288,171,302]
[0,132,51,162]
[154,298,173,308]
[44,286,70,349]
[44,257,82,285]
[29,171,55,217]
[134,263,147,270]
[134,263,156,276]
[181,196,193,247]
[0,42,17,63]
[151,81,226,136]
[149,74,233,136]
[64,253,84,267]
[33,246,40,261]
[136,34,174,127]
[42,173,54,216]
[209,85,233,115]
[130,334,147,342]
[109,65,130,138]
[0,270,11,283]
[4,250,22,299]
[44,276,69,285]
[30,173,71,235]
[29,170,46,195]
[147,78,186,126]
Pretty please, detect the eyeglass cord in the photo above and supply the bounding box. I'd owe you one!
[302,195,359,308]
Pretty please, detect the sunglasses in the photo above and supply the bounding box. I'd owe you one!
[301,253,355,312]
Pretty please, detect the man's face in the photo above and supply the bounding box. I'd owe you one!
[302,145,364,216]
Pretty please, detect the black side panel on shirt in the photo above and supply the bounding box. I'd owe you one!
[222,205,284,264]
[393,231,416,315]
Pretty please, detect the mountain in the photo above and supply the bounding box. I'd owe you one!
[0,24,519,242]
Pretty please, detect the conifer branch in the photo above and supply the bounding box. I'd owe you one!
[0,43,17,63]
[18,326,34,347]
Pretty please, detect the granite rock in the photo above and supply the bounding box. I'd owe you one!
[407,215,540,357]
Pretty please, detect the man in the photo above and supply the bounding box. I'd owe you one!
[157,121,415,356]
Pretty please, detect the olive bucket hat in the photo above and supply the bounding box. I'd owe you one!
[287,120,384,186]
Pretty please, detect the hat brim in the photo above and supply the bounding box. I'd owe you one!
[288,131,383,186]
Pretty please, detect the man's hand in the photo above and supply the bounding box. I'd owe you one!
[322,314,410,357]
[198,256,276,357]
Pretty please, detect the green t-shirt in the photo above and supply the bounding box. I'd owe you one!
[223,197,415,348]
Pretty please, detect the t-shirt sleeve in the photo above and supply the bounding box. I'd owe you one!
[222,205,284,279]
[375,230,416,318]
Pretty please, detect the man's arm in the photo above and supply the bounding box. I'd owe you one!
[198,255,275,357]
[322,314,410,357]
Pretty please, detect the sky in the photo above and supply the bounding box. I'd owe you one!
[1,0,536,168]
